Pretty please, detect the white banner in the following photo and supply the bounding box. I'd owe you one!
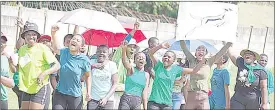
[176,2,238,42]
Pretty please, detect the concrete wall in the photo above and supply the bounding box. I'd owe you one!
[1,5,274,67]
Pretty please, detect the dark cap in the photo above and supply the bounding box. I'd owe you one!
[1,32,7,42]
[21,21,41,39]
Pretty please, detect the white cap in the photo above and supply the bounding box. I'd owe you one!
[127,38,140,51]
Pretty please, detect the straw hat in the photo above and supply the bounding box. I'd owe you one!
[240,49,260,60]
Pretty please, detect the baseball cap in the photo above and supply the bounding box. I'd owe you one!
[37,35,51,42]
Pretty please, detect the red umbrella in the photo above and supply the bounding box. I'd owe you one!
[82,28,146,47]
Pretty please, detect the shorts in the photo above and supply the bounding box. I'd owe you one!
[118,93,142,109]
[1,100,8,110]
[21,84,51,105]
[147,101,172,109]
[52,91,83,109]
[87,99,114,109]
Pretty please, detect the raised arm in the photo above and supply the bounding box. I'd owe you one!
[51,25,61,55]
[129,22,139,37]
[179,40,195,61]
[73,25,79,35]
[121,43,133,75]
[149,42,171,67]
[16,18,25,50]
[208,42,232,66]
[224,41,237,66]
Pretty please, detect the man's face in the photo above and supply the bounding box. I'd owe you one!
[149,39,159,48]
[64,37,72,47]
[258,55,268,67]
[1,38,7,52]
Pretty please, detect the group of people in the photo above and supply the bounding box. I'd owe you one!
[0,19,274,110]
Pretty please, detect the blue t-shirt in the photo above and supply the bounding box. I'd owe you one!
[56,48,91,97]
[209,68,230,107]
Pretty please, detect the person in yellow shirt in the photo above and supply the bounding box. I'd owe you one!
[10,21,60,109]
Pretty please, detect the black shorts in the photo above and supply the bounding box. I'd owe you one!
[22,84,51,105]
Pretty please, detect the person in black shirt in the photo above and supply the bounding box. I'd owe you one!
[225,41,268,110]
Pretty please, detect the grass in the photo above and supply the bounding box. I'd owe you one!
[6,62,274,109]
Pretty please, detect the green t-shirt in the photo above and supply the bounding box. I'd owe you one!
[1,55,10,100]
[125,67,146,97]
[18,43,57,94]
[149,61,183,105]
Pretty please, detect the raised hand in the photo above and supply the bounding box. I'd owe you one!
[161,42,171,49]
[15,17,24,28]
[134,22,140,30]
[51,25,59,33]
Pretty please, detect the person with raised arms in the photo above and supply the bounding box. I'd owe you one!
[51,25,91,109]
[179,40,232,109]
[118,40,150,110]
[147,42,203,109]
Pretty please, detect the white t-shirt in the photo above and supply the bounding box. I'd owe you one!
[90,59,118,101]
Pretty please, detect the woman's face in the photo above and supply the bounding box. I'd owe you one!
[126,44,137,57]
[258,55,268,67]
[134,52,146,68]
[162,51,175,67]
[195,46,207,61]
[24,31,38,47]
[243,51,256,65]
[69,35,83,52]
[96,47,109,63]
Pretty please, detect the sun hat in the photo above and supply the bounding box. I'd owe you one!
[240,49,260,60]
[21,21,41,39]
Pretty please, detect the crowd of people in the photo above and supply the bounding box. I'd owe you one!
[0,19,274,110]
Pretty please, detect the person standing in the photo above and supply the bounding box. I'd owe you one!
[257,53,274,109]
[9,21,60,109]
[87,45,118,109]
[51,25,91,109]
[209,55,231,109]
[118,41,150,110]
[147,42,201,109]
[179,40,232,109]
[1,33,16,110]
[225,41,268,109]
